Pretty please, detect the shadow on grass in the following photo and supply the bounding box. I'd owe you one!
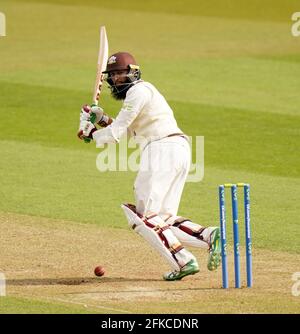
[6,276,163,286]
[6,277,221,292]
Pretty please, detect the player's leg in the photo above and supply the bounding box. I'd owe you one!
[157,138,221,271]
[126,138,199,280]
[166,216,221,271]
[121,203,199,280]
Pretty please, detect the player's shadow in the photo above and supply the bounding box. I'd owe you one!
[6,276,162,286]
[6,277,220,291]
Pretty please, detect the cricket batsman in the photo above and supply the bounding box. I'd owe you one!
[77,52,221,280]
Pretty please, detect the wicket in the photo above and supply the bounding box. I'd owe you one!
[219,183,252,289]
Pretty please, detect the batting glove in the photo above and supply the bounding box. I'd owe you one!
[90,104,105,124]
[77,120,97,143]
[80,104,105,124]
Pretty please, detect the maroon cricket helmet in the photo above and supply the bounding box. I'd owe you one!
[103,52,139,73]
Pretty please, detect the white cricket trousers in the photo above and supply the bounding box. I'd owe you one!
[134,136,190,217]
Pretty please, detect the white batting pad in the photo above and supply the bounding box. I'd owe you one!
[166,215,216,248]
[169,226,208,248]
[121,204,195,270]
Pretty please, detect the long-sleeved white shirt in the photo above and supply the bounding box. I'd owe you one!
[92,81,183,149]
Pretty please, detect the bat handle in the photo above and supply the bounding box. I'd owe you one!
[90,113,97,124]
[89,101,99,124]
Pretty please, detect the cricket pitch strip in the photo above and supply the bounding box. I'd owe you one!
[0,212,299,313]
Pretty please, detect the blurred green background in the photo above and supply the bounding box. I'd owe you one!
[0,0,299,254]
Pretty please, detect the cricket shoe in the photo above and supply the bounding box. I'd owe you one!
[163,259,199,281]
[207,227,221,271]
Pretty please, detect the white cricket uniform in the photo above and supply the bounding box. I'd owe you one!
[92,81,190,217]
[93,81,213,272]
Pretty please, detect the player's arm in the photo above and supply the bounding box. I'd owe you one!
[92,85,150,147]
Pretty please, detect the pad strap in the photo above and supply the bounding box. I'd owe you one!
[168,216,208,244]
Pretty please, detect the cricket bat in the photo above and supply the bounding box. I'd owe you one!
[82,26,108,142]
[92,26,109,106]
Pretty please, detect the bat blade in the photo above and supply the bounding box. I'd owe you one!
[92,26,109,106]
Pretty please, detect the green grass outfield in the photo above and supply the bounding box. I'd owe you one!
[0,295,100,314]
[0,0,300,313]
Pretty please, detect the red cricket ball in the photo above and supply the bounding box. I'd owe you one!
[94,265,105,277]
